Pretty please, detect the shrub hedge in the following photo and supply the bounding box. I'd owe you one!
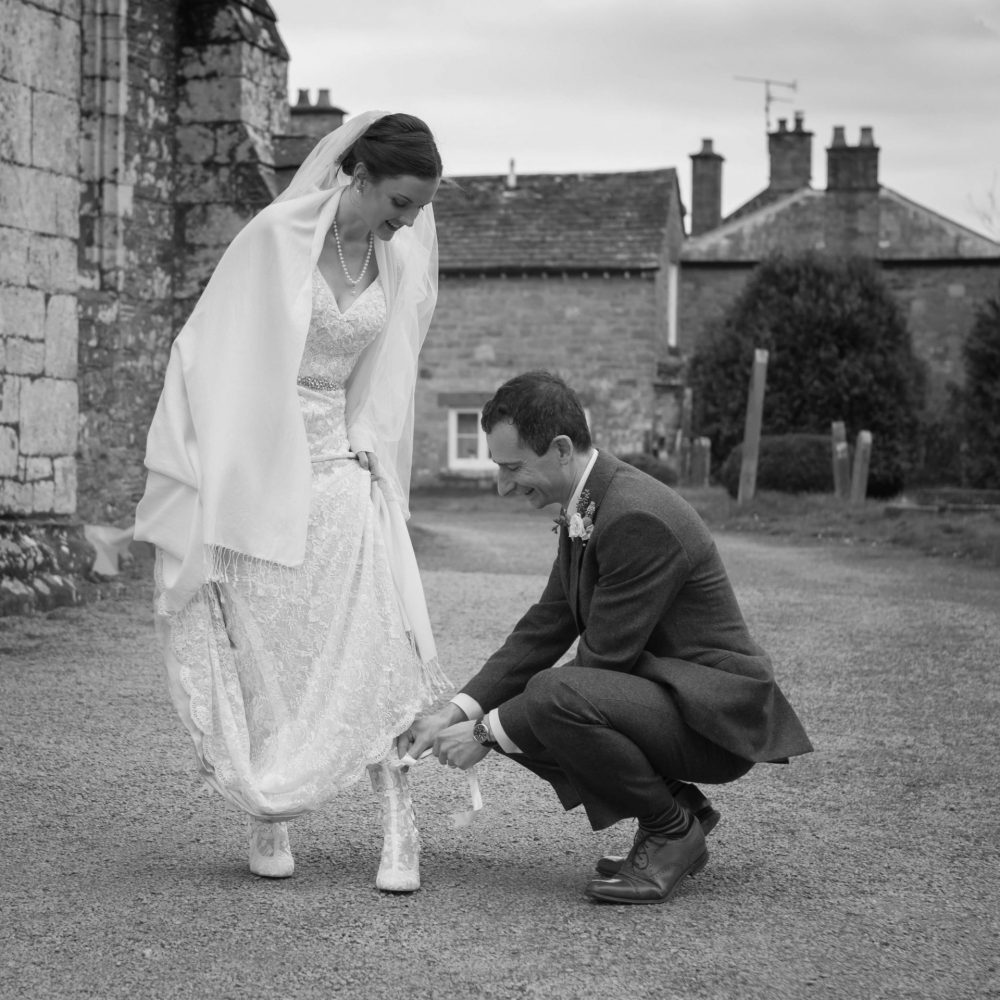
[962,285,1000,489]
[719,434,834,499]
[688,252,921,498]
[619,452,679,486]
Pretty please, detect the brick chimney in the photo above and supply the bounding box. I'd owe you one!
[768,110,812,193]
[689,138,724,235]
[289,88,346,141]
[826,125,880,191]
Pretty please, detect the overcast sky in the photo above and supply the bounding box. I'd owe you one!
[273,0,1000,239]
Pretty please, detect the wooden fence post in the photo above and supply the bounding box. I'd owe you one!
[850,430,873,504]
[831,420,851,500]
[689,437,711,488]
[737,348,768,508]
[679,387,693,482]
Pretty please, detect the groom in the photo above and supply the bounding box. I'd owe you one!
[404,371,812,904]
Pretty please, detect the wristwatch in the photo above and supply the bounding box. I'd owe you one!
[472,718,499,749]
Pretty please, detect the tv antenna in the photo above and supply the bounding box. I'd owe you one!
[734,76,798,130]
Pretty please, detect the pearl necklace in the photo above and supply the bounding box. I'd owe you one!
[331,217,374,287]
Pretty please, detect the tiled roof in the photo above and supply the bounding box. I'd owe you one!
[723,188,789,225]
[433,169,678,272]
[684,186,1000,262]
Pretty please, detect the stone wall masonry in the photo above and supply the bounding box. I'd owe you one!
[44,293,78,378]
[0,425,17,476]
[32,90,80,174]
[677,265,752,356]
[0,519,97,616]
[882,261,1000,407]
[76,0,179,523]
[412,274,662,485]
[0,76,33,161]
[0,163,80,237]
[73,0,290,524]
[0,1,80,96]
[0,0,81,517]
[20,377,78,455]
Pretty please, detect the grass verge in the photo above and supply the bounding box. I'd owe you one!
[678,487,1000,568]
[411,485,1000,569]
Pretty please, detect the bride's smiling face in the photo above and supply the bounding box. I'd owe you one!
[357,171,440,241]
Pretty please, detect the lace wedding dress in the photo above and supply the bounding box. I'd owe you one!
[156,270,449,821]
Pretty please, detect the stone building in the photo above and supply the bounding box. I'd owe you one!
[681,112,1000,414]
[414,165,685,486]
[1,0,291,610]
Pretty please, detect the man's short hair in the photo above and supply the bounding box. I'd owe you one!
[481,371,592,455]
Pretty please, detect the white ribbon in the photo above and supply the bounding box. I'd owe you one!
[392,750,483,828]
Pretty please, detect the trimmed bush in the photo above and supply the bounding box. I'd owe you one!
[962,285,1000,489]
[619,452,679,486]
[719,434,834,499]
[688,252,922,499]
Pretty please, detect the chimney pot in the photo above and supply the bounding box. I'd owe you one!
[689,138,724,235]
[289,89,347,140]
[826,124,880,192]
[767,112,813,193]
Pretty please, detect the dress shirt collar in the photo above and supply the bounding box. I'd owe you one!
[566,448,599,515]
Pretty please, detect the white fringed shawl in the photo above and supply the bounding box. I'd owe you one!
[134,185,439,665]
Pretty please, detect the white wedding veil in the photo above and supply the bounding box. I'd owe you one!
[275,109,386,203]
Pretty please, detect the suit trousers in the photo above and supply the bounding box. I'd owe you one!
[498,667,754,831]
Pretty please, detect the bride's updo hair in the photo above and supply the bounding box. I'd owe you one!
[340,113,443,182]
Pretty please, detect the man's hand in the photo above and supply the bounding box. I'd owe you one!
[432,720,491,771]
[398,703,467,761]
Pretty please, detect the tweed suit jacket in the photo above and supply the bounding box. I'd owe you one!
[459,451,813,763]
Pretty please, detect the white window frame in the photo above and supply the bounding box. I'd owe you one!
[447,408,493,471]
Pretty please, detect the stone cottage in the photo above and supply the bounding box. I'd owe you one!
[413,165,685,486]
[681,112,1000,416]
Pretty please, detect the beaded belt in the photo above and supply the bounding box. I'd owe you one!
[297,375,338,391]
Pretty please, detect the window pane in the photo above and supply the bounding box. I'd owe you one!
[456,437,479,459]
[457,412,479,434]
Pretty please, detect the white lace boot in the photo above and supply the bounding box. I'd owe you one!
[367,761,420,892]
[248,818,294,878]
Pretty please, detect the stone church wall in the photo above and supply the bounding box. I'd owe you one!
[77,0,289,525]
[0,0,82,517]
[1,0,289,611]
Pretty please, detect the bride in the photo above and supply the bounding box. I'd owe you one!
[134,112,448,890]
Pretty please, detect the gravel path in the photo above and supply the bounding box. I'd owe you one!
[2,506,998,1000]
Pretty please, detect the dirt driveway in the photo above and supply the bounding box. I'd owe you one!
[2,501,998,1000]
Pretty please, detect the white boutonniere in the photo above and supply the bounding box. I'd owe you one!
[568,489,596,545]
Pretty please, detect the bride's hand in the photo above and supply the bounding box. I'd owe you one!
[356,450,382,481]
